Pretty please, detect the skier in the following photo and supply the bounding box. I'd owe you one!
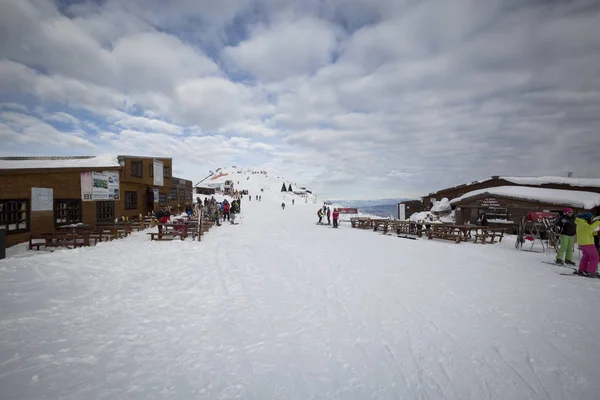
[223,200,231,221]
[249,194,251,201]
[326,207,331,225]
[317,208,323,224]
[332,208,339,228]
[292,199,294,205]
[554,208,576,265]
[573,212,600,276]
[281,202,286,210]
[259,195,261,201]
[256,195,259,201]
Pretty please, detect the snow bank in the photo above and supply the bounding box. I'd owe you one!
[501,176,600,188]
[430,197,451,212]
[450,186,600,209]
[0,155,121,169]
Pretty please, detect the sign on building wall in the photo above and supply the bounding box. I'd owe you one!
[81,171,120,201]
[153,189,159,203]
[153,160,164,186]
[31,188,53,211]
[480,197,500,208]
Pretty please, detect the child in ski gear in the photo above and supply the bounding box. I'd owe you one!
[326,207,331,225]
[332,208,339,228]
[281,202,285,210]
[574,212,600,276]
[317,209,323,224]
[555,208,576,265]
[223,201,231,221]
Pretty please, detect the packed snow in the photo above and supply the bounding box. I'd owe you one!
[1,168,600,400]
[501,176,600,188]
[450,185,600,210]
[0,155,121,170]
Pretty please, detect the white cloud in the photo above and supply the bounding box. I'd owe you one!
[222,16,339,81]
[114,115,183,135]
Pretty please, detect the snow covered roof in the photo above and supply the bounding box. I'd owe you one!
[450,186,600,209]
[0,155,121,170]
[500,176,600,188]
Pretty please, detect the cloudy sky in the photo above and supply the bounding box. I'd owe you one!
[1,0,599,200]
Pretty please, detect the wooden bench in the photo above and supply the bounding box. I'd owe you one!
[473,228,505,244]
[427,225,462,244]
[147,232,185,241]
[29,232,90,250]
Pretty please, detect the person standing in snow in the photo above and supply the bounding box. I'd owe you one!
[259,195,261,201]
[326,207,331,225]
[317,208,323,224]
[574,212,600,276]
[281,202,286,210]
[292,199,294,205]
[554,208,576,265]
[332,208,339,228]
[249,194,251,201]
[223,201,231,221]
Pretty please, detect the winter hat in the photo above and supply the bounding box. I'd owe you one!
[577,212,594,221]
[563,207,573,213]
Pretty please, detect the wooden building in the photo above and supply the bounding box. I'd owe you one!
[423,176,600,210]
[0,155,193,248]
[397,200,423,220]
[450,186,600,231]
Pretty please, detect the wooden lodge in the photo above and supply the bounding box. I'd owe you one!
[0,155,194,248]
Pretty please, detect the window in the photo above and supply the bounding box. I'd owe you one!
[96,201,114,222]
[480,207,508,221]
[179,189,186,201]
[149,164,153,177]
[187,191,192,201]
[169,188,177,200]
[159,193,167,206]
[54,199,82,227]
[0,199,29,233]
[163,166,171,179]
[131,161,143,178]
[125,191,138,210]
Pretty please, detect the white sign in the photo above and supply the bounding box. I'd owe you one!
[81,171,120,201]
[32,187,53,211]
[399,203,406,220]
[153,160,164,187]
[153,189,160,203]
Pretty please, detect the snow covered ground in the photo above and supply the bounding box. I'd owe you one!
[1,169,600,399]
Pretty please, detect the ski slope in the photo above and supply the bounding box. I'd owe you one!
[1,168,600,400]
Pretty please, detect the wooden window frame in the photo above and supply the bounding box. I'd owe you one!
[54,199,82,227]
[125,191,138,210]
[159,193,167,206]
[149,164,154,177]
[169,188,177,201]
[163,166,171,179]
[131,160,143,178]
[0,199,30,234]
[179,189,186,201]
[96,201,115,222]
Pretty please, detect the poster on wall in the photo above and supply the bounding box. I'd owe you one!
[81,171,120,201]
[31,188,54,211]
[153,160,164,186]
[398,203,406,221]
[153,189,159,203]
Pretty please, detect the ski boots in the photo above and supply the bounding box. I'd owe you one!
[555,259,564,265]
[565,260,576,266]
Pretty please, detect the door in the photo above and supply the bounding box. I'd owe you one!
[146,187,154,215]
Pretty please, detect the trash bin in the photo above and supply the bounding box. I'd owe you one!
[0,228,6,260]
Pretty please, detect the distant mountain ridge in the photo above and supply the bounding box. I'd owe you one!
[330,198,410,207]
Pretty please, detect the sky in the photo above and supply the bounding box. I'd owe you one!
[1,0,599,200]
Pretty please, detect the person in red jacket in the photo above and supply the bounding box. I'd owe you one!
[332,208,339,228]
[223,201,231,221]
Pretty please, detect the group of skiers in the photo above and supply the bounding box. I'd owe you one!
[317,205,340,228]
[554,208,600,276]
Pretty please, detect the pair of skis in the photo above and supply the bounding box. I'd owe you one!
[542,261,600,279]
